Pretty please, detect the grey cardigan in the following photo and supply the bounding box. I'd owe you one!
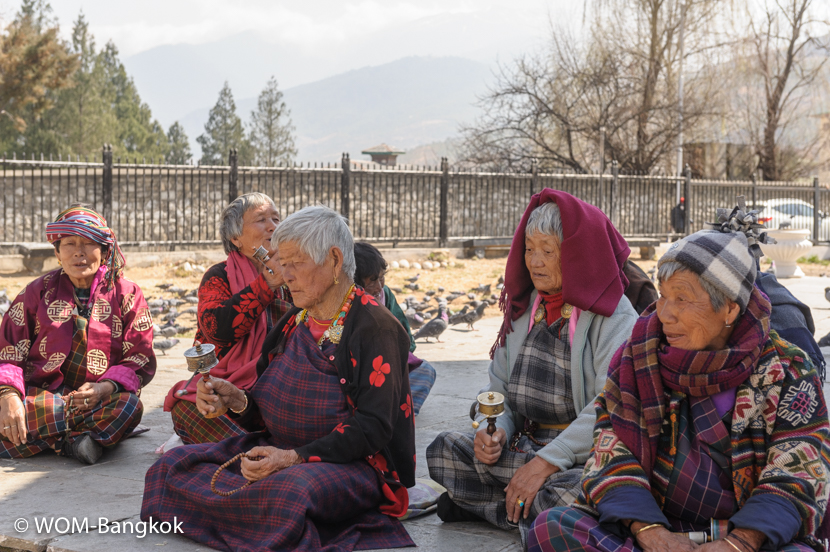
[486,290,638,471]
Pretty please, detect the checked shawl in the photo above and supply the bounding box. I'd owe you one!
[576,287,830,540]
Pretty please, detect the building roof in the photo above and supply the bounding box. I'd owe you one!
[361,143,405,156]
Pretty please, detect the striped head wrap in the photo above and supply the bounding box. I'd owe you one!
[45,206,126,289]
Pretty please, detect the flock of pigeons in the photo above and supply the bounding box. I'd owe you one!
[146,283,201,355]
[394,274,504,344]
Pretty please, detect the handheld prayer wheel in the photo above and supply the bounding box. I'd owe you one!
[182,342,226,418]
[470,391,505,435]
[252,246,275,275]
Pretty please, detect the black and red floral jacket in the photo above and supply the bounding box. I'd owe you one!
[195,261,293,360]
[231,287,416,509]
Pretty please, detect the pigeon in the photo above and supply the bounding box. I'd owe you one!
[406,311,425,330]
[149,307,164,316]
[450,301,488,330]
[467,293,476,300]
[424,290,436,297]
[445,292,465,303]
[413,304,449,343]
[497,275,505,285]
[0,290,9,317]
[162,307,179,323]
[647,267,657,282]
[779,220,792,229]
[180,306,198,316]
[147,298,165,309]
[405,282,420,291]
[156,283,173,290]
[185,289,198,297]
[448,305,470,325]
[168,298,186,307]
[158,325,179,338]
[391,287,404,294]
[437,286,445,292]
[153,338,180,355]
[473,283,491,295]
[168,285,185,296]
[405,274,420,284]
[185,296,199,304]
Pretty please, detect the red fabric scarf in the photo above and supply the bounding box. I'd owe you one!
[604,287,771,476]
[492,189,630,357]
[538,291,564,326]
[165,252,270,409]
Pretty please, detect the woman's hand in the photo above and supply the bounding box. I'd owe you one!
[504,455,559,523]
[633,523,698,552]
[0,393,27,446]
[240,446,302,481]
[69,381,116,411]
[196,376,244,416]
[261,249,285,290]
[474,427,506,465]
[696,529,765,552]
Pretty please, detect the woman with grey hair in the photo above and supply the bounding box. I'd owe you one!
[164,192,292,445]
[529,229,830,552]
[143,205,416,551]
[427,190,638,548]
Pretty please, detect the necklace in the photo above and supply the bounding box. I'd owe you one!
[297,283,356,347]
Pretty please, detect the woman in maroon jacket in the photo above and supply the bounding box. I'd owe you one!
[142,205,415,551]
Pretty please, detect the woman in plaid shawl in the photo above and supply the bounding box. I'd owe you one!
[163,193,293,445]
[529,230,830,552]
[142,206,415,551]
[0,205,155,464]
[427,190,639,547]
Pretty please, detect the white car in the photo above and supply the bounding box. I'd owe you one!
[755,198,830,238]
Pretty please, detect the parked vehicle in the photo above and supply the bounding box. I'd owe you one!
[755,198,830,237]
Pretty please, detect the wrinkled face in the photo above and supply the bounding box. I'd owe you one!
[232,203,280,257]
[55,235,104,287]
[525,231,562,294]
[656,270,736,351]
[278,241,336,312]
[362,271,385,301]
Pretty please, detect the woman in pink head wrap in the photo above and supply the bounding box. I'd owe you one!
[0,205,155,464]
[426,190,639,548]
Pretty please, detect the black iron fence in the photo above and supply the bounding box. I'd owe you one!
[2,148,828,246]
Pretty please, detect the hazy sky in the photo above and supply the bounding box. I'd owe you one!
[1,0,580,59]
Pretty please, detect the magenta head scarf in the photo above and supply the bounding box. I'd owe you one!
[492,189,630,357]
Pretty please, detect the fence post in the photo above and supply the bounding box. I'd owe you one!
[228,148,238,203]
[102,144,113,224]
[813,176,820,243]
[610,160,618,225]
[684,164,692,235]
[750,172,757,210]
[439,157,449,247]
[341,153,350,219]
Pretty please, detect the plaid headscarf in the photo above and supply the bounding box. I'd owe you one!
[45,206,125,289]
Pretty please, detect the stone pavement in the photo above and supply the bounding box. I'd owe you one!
[3,275,830,552]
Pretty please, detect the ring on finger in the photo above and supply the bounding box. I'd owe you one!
[481,443,485,451]
[517,498,525,508]
[84,398,89,407]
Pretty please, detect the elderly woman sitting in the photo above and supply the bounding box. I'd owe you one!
[427,190,638,546]
[164,192,291,445]
[529,230,830,552]
[142,206,416,551]
[0,205,155,464]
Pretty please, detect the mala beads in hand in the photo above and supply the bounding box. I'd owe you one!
[211,452,266,496]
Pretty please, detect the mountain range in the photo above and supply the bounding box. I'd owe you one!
[171,56,492,162]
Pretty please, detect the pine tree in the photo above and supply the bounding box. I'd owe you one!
[0,0,77,147]
[99,41,168,160]
[197,82,250,164]
[167,122,191,164]
[249,76,296,166]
